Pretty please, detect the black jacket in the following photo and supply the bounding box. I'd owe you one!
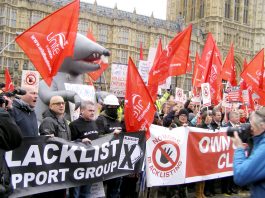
[9,99,38,137]
[96,111,125,136]
[39,109,71,141]
[0,108,22,151]
[0,108,22,197]
[69,116,99,141]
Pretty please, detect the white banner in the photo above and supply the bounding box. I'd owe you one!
[138,60,151,84]
[201,83,211,107]
[146,125,188,187]
[175,88,184,103]
[21,70,40,88]
[147,47,157,65]
[64,83,96,121]
[109,63,128,97]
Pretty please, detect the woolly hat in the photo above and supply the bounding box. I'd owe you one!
[178,108,189,117]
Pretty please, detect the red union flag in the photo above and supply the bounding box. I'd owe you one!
[222,44,237,86]
[148,38,163,102]
[200,33,222,83]
[241,48,264,91]
[148,25,192,85]
[192,52,202,87]
[125,57,156,132]
[207,46,223,105]
[15,0,80,86]
[5,68,14,92]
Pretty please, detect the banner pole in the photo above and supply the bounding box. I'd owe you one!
[102,72,108,92]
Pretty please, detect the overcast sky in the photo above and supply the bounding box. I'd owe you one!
[82,0,167,20]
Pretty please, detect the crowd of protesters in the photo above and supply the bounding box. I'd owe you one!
[1,82,265,198]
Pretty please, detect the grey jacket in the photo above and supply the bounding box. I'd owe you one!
[39,109,71,140]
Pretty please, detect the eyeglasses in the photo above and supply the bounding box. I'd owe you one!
[52,102,65,106]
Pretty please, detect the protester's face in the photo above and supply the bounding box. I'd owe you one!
[179,114,188,124]
[162,104,170,114]
[230,114,240,124]
[213,112,222,122]
[205,115,213,125]
[188,103,195,111]
[81,104,95,121]
[49,96,65,116]
[20,86,38,108]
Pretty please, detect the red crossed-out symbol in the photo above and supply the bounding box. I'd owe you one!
[152,140,180,171]
[25,74,36,85]
[203,86,209,97]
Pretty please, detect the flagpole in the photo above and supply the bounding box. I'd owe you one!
[102,72,108,92]
[0,38,16,55]
[182,74,186,90]
[0,32,21,55]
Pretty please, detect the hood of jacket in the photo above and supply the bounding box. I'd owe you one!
[13,98,34,113]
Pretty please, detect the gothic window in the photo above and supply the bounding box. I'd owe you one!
[199,0,204,18]
[183,0,187,21]
[116,50,128,64]
[98,24,108,43]
[78,19,89,35]
[234,0,240,21]
[243,0,249,24]
[225,0,231,19]
[190,0,196,21]
[118,28,129,45]
[30,11,42,26]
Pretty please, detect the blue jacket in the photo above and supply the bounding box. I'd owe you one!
[9,99,38,137]
[233,132,265,198]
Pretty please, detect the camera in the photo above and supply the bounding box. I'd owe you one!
[227,123,252,143]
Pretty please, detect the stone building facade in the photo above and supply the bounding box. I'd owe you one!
[0,0,190,90]
[167,0,265,77]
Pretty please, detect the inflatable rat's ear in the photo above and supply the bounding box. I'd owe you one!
[59,33,110,75]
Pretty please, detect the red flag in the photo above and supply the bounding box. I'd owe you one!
[125,57,156,132]
[222,44,237,86]
[241,48,264,91]
[88,62,108,81]
[86,28,96,42]
[148,38,163,102]
[148,25,192,85]
[192,52,201,87]
[207,46,223,105]
[86,28,109,81]
[200,33,222,83]
[4,68,14,92]
[15,0,80,86]
[139,42,144,60]
[186,55,192,73]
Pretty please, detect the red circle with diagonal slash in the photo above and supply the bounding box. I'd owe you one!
[26,74,36,85]
[203,86,209,97]
[152,140,180,171]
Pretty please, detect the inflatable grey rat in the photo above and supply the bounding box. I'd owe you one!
[35,33,110,122]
